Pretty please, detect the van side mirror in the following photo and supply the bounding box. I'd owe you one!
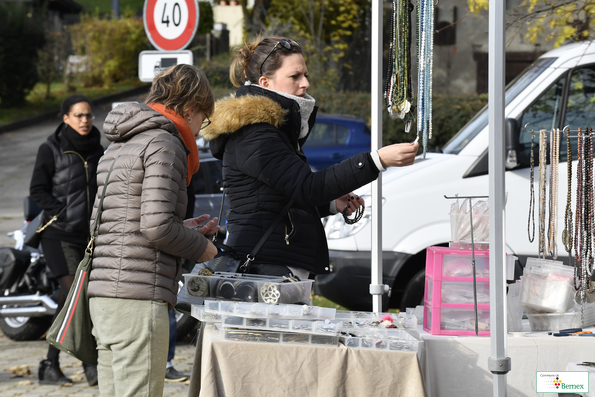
[505,118,520,169]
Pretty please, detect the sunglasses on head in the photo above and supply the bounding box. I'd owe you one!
[259,39,301,76]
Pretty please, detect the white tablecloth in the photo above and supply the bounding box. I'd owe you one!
[417,321,595,397]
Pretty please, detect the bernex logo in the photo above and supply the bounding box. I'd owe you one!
[536,372,589,393]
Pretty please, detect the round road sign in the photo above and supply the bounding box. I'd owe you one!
[143,0,199,51]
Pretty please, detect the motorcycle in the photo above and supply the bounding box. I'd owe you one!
[0,198,199,342]
[0,199,58,341]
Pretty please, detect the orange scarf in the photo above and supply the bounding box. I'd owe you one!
[147,103,199,186]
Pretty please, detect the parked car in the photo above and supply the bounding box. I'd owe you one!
[303,113,371,170]
[316,40,595,311]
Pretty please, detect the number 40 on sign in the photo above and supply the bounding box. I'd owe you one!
[143,0,199,51]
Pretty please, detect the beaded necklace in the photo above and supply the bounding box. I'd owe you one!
[528,129,536,243]
[384,0,415,131]
[575,128,584,291]
[547,128,560,258]
[538,129,548,259]
[416,0,434,158]
[563,134,573,255]
[585,129,594,282]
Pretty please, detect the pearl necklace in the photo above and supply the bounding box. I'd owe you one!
[547,128,560,258]
[417,0,434,158]
[538,129,548,259]
[528,129,536,243]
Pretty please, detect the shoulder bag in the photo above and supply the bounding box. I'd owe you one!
[46,144,126,365]
[23,197,61,248]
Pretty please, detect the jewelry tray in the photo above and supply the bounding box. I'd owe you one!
[203,299,336,320]
[193,306,342,336]
[340,335,420,352]
[211,323,339,347]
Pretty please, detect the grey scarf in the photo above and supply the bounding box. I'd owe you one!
[245,81,316,140]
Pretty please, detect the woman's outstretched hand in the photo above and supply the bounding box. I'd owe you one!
[184,214,221,236]
[377,141,419,168]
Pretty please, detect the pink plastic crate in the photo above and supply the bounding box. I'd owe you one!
[423,246,491,336]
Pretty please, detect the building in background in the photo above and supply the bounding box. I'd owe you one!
[430,0,553,95]
[209,0,555,95]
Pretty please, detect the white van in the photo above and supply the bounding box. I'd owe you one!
[316,40,595,311]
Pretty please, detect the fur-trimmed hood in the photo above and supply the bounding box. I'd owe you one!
[200,94,287,142]
[202,84,317,161]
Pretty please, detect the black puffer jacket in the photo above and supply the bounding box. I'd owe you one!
[204,85,380,274]
[30,123,104,244]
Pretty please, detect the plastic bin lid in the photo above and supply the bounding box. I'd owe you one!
[524,257,573,277]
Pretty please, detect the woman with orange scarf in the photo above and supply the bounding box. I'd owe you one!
[87,64,218,397]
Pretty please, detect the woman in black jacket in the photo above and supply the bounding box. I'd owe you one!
[30,94,103,385]
[201,36,418,281]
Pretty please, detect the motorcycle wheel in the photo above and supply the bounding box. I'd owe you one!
[0,315,53,341]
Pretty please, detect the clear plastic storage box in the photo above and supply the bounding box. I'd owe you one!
[193,306,341,336]
[183,272,314,304]
[202,300,335,320]
[526,312,579,332]
[341,335,420,352]
[219,326,339,347]
[519,258,575,313]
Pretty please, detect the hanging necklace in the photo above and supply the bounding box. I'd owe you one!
[538,129,548,259]
[547,128,560,258]
[528,129,536,243]
[563,134,573,255]
[585,129,595,282]
[417,0,434,158]
[385,0,415,131]
[575,128,583,291]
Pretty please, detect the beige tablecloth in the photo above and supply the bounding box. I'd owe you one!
[188,324,426,397]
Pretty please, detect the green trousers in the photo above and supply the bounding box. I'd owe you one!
[90,297,169,397]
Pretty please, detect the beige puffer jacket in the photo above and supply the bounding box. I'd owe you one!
[87,103,209,308]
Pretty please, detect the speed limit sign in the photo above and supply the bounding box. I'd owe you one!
[143,0,199,51]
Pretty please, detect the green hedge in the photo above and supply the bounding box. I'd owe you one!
[69,14,150,87]
[0,3,45,107]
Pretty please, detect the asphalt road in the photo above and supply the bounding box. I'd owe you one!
[0,92,147,248]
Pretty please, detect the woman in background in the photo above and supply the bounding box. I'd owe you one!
[30,94,103,385]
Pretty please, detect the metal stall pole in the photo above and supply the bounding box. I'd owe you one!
[370,0,386,313]
[488,1,511,395]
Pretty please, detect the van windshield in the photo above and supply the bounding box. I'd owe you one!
[442,57,557,155]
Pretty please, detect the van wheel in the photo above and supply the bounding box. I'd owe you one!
[399,270,425,312]
[0,315,52,341]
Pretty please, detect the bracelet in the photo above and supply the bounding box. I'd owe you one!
[342,203,365,225]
